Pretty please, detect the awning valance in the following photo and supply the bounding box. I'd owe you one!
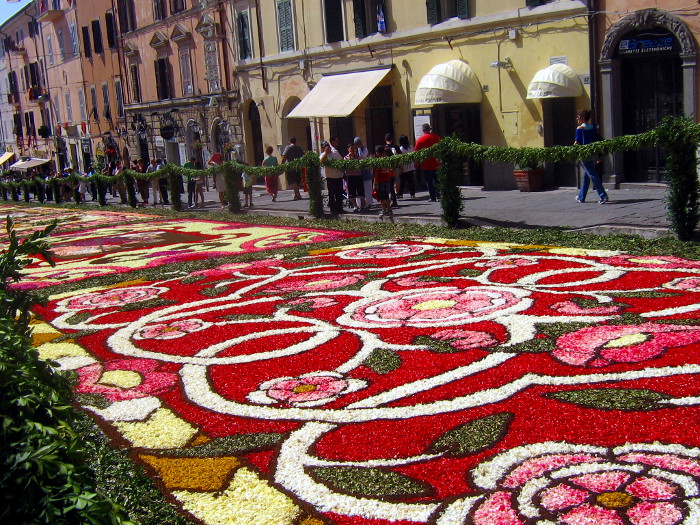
[9,158,50,171]
[0,151,14,165]
[526,63,583,99]
[414,60,482,105]
[286,68,391,118]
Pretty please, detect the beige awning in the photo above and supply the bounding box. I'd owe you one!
[414,60,482,105]
[0,151,14,165]
[9,158,50,171]
[286,68,392,118]
[526,64,584,99]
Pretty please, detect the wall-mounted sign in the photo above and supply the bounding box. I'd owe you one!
[617,29,678,57]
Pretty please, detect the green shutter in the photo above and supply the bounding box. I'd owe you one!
[426,0,441,25]
[238,12,251,59]
[455,0,469,19]
[353,0,366,38]
[278,0,294,51]
[526,0,545,6]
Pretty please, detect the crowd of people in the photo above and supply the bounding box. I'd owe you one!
[1,123,440,215]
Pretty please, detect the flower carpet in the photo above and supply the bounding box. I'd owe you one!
[0,204,159,238]
[31,237,700,525]
[13,219,362,289]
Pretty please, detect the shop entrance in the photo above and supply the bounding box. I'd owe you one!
[621,54,682,182]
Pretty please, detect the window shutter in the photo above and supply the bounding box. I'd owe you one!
[455,0,469,19]
[278,0,294,51]
[526,0,545,6]
[324,0,344,43]
[237,12,251,59]
[426,0,441,24]
[353,0,366,39]
[154,60,162,99]
[81,26,92,58]
[105,13,116,49]
[91,20,103,53]
[117,0,129,33]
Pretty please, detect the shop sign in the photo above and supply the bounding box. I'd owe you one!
[618,30,678,56]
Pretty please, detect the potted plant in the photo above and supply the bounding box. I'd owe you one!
[513,148,544,192]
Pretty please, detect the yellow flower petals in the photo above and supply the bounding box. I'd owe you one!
[99,370,143,388]
[37,341,90,361]
[114,408,198,449]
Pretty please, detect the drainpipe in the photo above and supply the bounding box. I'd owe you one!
[588,0,598,122]
[254,0,267,92]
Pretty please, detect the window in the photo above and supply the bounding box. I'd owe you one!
[129,63,141,103]
[154,57,172,100]
[70,23,79,56]
[102,84,111,119]
[117,0,137,33]
[426,0,469,24]
[13,113,23,137]
[353,0,387,38]
[54,98,61,123]
[237,11,252,60]
[47,35,54,64]
[92,21,104,54]
[114,79,124,118]
[153,0,165,21]
[78,88,87,121]
[25,112,36,137]
[65,91,73,123]
[526,0,550,6]
[105,12,117,49]
[277,0,294,52]
[28,62,41,90]
[8,71,19,103]
[171,0,185,14]
[324,0,344,43]
[57,29,65,58]
[82,26,92,58]
[28,19,39,38]
[179,50,193,96]
[90,85,98,121]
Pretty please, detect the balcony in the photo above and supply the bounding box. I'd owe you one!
[37,8,64,23]
[9,45,27,56]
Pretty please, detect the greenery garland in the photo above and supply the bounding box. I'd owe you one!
[0,118,697,237]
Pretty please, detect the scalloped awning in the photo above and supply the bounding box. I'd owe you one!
[526,64,584,99]
[414,60,482,105]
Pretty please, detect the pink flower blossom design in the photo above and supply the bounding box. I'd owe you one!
[475,257,537,269]
[337,243,428,260]
[664,276,700,292]
[550,300,623,316]
[134,318,211,340]
[75,359,178,402]
[288,297,338,308]
[353,288,525,327]
[432,329,498,350]
[190,259,279,279]
[393,276,429,287]
[553,322,700,367]
[272,274,364,292]
[450,442,699,525]
[62,286,166,311]
[600,255,700,269]
[247,372,367,407]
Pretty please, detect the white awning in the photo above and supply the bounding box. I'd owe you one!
[526,63,584,99]
[9,158,50,171]
[286,68,391,118]
[0,151,14,165]
[414,60,482,105]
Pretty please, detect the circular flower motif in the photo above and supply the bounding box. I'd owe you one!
[664,277,700,293]
[247,371,367,407]
[432,329,498,350]
[134,319,211,340]
[550,300,623,316]
[288,297,338,309]
[475,257,538,269]
[272,274,364,292]
[62,286,166,311]
[75,359,178,401]
[451,442,700,525]
[553,322,700,367]
[351,287,528,327]
[337,243,429,260]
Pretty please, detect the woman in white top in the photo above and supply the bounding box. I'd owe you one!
[398,135,415,198]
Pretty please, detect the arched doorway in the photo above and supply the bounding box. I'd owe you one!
[283,96,311,152]
[248,103,264,166]
[186,120,203,168]
[600,9,697,183]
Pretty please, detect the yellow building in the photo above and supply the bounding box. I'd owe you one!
[234,0,592,189]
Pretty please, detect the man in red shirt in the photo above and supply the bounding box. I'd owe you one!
[414,122,441,201]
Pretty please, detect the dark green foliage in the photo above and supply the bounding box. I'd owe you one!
[167,168,182,211]
[437,137,465,227]
[304,152,324,218]
[223,163,241,213]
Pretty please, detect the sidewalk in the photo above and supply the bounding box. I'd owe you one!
[93,183,673,238]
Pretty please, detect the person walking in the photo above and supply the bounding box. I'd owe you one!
[398,135,416,198]
[281,137,304,200]
[354,137,373,210]
[146,159,161,205]
[135,158,149,205]
[208,151,226,208]
[384,133,399,207]
[414,122,441,201]
[373,146,394,217]
[344,142,365,211]
[574,109,609,204]
[183,157,198,208]
[262,146,279,202]
[320,139,344,216]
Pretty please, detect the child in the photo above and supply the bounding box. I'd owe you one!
[262,146,279,202]
[242,163,254,207]
[373,145,394,217]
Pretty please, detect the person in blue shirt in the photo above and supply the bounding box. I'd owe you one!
[574,109,609,204]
